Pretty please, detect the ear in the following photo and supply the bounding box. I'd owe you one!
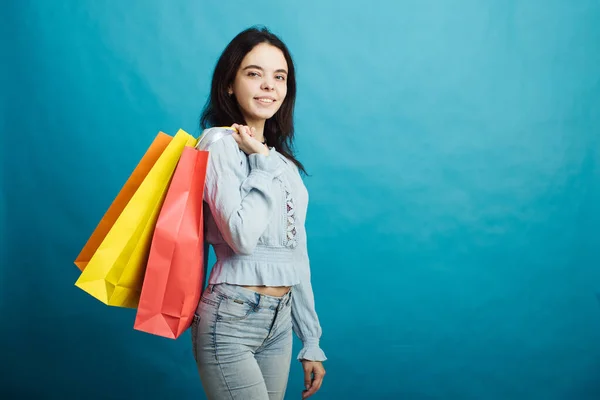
[227,86,233,96]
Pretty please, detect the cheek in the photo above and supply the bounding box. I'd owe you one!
[278,84,288,99]
[234,79,255,97]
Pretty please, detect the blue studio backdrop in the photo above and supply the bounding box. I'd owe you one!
[2,1,600,399]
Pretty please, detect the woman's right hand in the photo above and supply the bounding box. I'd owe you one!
[231,124,269,156]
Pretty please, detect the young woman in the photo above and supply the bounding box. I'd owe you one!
[191,26,327,400]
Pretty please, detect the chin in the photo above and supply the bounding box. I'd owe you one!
[251,110,278,120]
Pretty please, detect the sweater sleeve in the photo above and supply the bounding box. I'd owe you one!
[203,135,284,255]
[291,251,327,362]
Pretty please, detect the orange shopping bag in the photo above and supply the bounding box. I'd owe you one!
[133,145,209,338]
[74,133,172,271]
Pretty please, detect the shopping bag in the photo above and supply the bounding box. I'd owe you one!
[75,129,196,308]
[133,145,209,338]
[74,133,173,271]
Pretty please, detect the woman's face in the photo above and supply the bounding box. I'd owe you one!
[229,43,288,126]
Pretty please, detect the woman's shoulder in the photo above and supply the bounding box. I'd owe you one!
[199,127,245,172]
[196,127,238,152]
[273,149,300,175]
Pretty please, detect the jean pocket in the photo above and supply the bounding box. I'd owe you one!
[216,297,254,322]
[200,291,219,307]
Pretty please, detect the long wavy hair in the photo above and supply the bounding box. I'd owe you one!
[199,26,306,175]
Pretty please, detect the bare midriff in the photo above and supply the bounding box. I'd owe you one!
[241,285,291,298]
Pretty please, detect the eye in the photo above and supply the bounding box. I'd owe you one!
[247,71,260,77]
[275,75,286,81]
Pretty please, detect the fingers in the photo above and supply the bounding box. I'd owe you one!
[303,372,324,399]
[231,124,255,137]
[239,125,251,138]
[303,368,312,393]
[310,370,325,396]
[231,124,263,155]
[230,124,242,136]
[230,124,248,145]
[302,364,325,399]
[230,124,248,138]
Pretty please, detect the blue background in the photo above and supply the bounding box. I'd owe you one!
[2,0,600,399]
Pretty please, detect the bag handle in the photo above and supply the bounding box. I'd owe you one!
[195,126,237,151]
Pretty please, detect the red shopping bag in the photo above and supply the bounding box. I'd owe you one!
[133,145,209,339]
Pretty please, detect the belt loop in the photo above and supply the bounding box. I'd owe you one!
[255,292,261,309]
[208,284,214,293]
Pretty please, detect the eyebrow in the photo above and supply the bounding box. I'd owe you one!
[242,65,288,74]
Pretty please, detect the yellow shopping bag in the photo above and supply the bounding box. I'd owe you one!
[75,129,197,308]
[74,132,173,271]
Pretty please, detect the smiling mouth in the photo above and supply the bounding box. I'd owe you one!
[255,98,276,104]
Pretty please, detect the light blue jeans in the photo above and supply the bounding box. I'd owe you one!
[191,283,294,400]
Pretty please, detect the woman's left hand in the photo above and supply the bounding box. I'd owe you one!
[301,360,325,399]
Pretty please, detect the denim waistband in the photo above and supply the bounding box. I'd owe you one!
[208,283,292,311]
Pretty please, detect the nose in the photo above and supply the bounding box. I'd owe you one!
[261,76,275,91]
